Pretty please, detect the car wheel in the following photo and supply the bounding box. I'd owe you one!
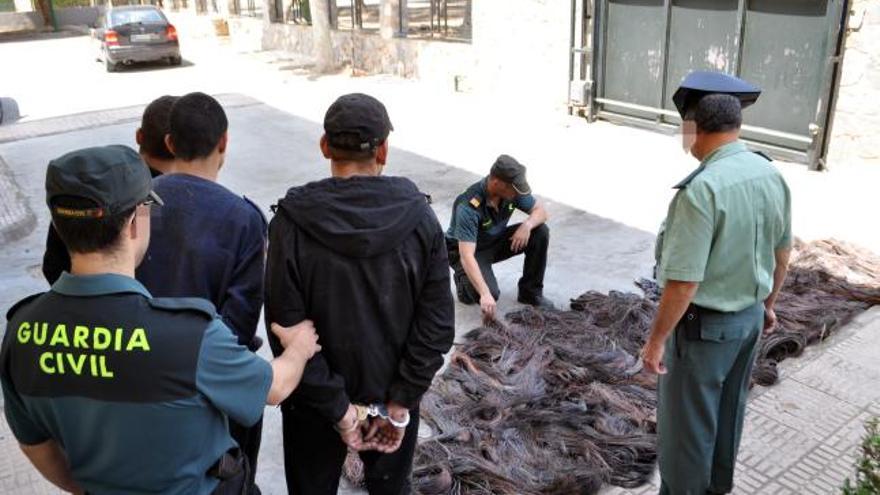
[105,58,118,72]
[169,56,182,66]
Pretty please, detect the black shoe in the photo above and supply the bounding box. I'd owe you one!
[517,294,556,310]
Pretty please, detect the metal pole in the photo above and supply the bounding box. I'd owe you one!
[47,0,58,31]
[398,0,406,36]
[734,0,747,76]
[657,0,673,119]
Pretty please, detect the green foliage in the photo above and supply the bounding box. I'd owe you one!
[0,0,15,13]
[843,417,880,495]
[53,0,92,7]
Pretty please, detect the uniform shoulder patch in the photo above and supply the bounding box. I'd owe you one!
[6,292,45,321]
[242,196,268,228]
[673,164,707,189]
[468,197,481,208]
[753,151,773,161]
[147,297,218,321]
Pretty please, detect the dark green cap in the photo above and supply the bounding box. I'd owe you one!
[490,154,531,195]
[46,145,162,219]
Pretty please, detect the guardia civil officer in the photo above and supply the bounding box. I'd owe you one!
[0,145,320,495]
[640,72,792,494]
[446,155,554,320]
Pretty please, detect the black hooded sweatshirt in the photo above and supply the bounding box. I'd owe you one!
[265,175,454,423]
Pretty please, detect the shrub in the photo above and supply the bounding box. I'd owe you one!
[843,417,880,494]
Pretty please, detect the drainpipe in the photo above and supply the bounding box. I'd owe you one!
[47,0,58,31]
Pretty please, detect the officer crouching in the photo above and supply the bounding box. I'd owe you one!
[0,145,320,495]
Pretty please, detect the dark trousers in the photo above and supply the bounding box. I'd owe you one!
[281,406,420,495]
[447,223,549,302]
[657,303,763,495]
[229,417,263,494]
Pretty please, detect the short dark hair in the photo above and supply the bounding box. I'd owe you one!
[692,94,742,133]
[50,196,135,254]
[168,92,228,161]
[327,141,381,162]
[139,95,178,160]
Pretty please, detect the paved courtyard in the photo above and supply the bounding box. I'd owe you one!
[0,25,877,494]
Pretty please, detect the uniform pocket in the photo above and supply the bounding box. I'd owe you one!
[699,311,743,342]
[699,324,728,343]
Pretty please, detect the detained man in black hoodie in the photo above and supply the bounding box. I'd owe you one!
[265,93,455,495]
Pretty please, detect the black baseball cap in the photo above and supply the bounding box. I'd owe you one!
[46,145,162,219]
[672,71,761,118]
[324,93,393,152]
[490,155,531,195]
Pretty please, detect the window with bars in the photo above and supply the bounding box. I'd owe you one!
[331,0,380,31]
[269,0,472,42]
[405,0,471,41]
[231,0,262,17]
[273,0,310,24]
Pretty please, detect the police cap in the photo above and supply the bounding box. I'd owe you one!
[324,93,394,152]
[672,71,761,118]
[46,145,163,219]
[490,154,531,195]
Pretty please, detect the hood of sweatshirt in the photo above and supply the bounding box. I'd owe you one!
[276,175,429,258]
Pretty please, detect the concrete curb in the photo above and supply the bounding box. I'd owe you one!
[0,155,36,245]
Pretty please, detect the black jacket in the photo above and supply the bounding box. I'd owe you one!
[265,175,454,422]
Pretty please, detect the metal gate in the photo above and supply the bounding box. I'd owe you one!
[569,0,851,169]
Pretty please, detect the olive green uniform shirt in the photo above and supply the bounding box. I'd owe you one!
[657,141,792,312]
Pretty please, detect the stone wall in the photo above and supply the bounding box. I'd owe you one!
[257,0,567,105]
[55,6,100,28]
[261,20,471,81]
[0,11,42,33]
[827,0,880,168]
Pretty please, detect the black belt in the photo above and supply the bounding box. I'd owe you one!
[680,304,726,341]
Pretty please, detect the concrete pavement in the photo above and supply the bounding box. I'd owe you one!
[1,30,877,495]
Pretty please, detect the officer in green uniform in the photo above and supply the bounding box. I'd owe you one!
[446,155,554,320]
[640,72,792,494]
[0,146,320,495]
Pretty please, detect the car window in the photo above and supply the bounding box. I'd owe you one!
[110,9,165,26]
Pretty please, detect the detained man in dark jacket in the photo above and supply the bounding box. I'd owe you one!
[42,95,179,285]
[265,93,455,495]
[135,92,268,494]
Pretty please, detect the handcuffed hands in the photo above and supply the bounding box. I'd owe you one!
[336,403,408,454]
[336,404,366,451]
[363,402,408,453]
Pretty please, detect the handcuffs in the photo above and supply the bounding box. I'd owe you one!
[334,404,411,433]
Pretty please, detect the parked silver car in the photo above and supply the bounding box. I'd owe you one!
[93,5,181,72]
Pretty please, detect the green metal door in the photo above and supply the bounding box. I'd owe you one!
[588,0,849,169]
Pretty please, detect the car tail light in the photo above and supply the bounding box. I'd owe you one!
[104,29,119,46]
[166,25,178,41]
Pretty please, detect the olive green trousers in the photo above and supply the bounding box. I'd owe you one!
[657,303,763,495]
